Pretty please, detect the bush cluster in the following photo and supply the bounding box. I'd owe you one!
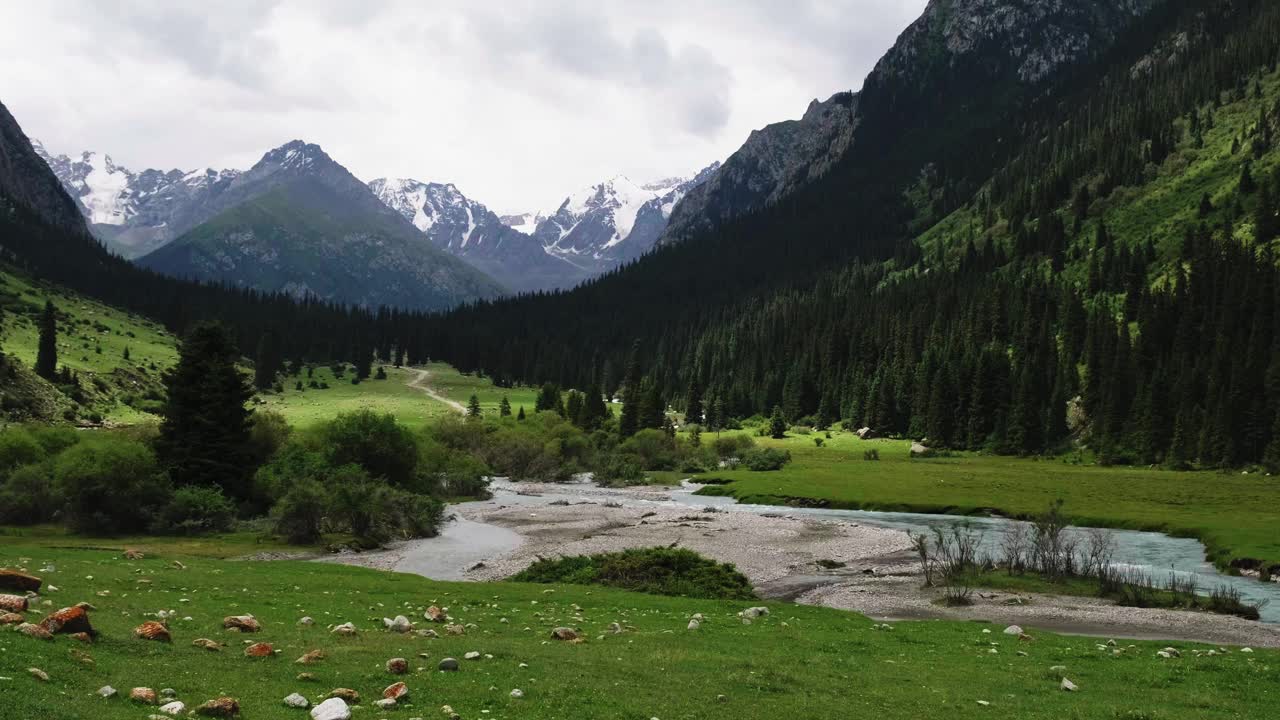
[512,547,756,600]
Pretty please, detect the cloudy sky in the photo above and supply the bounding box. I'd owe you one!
[0,0,926,213]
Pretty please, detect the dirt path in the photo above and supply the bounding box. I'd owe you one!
[406,368,465,413]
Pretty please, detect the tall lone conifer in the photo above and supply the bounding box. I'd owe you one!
[35,301,57,380]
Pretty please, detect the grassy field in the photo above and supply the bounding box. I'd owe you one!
[418,362,541,416]
[2,541,1275,720]
[691,430,1280,569]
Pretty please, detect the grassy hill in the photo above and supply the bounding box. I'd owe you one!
[2,541,1275,720]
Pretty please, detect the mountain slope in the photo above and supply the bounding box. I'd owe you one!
[369,178,588,293]
[138,142,505,310]
[33,142,240,259]
[0,103,90,238]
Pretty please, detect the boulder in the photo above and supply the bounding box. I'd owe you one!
[328,688,360,703]
[910,442,934,458]
[386,657,408,674]
[1060,678,1078,692]
[331,622,357,636]
[194,697,240,717]
[425,605,447,623]
[856,427,878,440]
[510,689,524,699]
[131,687,159,705]
[0,593,28,613]
[383,682,409,701]
[310,698,351,720]
[0,611,24,625]
[373,699,397,710]
[464,651,481,660]
[123,549,145,560]
[738,607,769,619]
[16,622,53,640]
[0,569,42,593]
[244,642,274,658]
[1002,625,1023,635]
[97,685,118,698]
[222,615,261,633]
[298,616,314,626]
[296,649,326,664]
[28,667,49,682]
[687,619,701,630]
[135,621,171,642]
[438,657,460,671]
[40,606,94,635]
[444,623,465,635]
[159,701,185,716]
[549,627,580,641]
[383,615,413,633]
[283,693,310,709]
[608,622,623,634]
[192,638,223,651]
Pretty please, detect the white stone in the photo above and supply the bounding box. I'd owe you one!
[510,689,524,699]
[383,615,412,633]
[159,701,185,716]
[373,698,397,709]
[284,692,310,708]
[97,685,117,698]
[299,617,314,626]
[310,697,351,720]
[1002,625,1022,635]
[1060,678,1078,692]
[465,651,481,660]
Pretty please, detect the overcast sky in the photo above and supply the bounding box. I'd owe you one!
[0,0,926,213]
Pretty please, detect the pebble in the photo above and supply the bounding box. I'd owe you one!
[465,651,481,660]
[27,668,48,682]
[510,689,524,699]
[97,685,117,698]
[1060,678,1078,692]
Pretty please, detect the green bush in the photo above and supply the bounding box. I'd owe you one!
[321,410,419,487]
[272,479,328,544]
[511,547,756,600]
[711,434,754,459]
[326,467,443,545]
[621,428,678,470]
[247,410,292,465]
[153,485,235,535]
[0,462,59,524]
[742,447,792,471]
[0,427,44,479]
[53,438,171,535]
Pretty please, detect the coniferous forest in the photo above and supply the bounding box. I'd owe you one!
[3,0,1280,469]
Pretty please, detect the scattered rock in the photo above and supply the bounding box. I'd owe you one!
[331,622,357,636]
[296,649,326,664]
[0,611,24,625]
[1002,625,1022,635]
[297,673,316,682]
[298,616,314,626]
[195,697,240,717]
[123,549,145,560]
[444,623,465,636]
[131,687,159,705]
[373,698,397,710]
[161,688,177,698]
[135,621,171,642]
[328,688,360,703]
[386,657,408,674]
[27,667,48,682]
[416,628,439,638]
[383,682,409,701]
[0,570,42,593]
[0,594,29,613]
[687,619,701,630]
[383,615,413,633]
[608,622,623,634]
[283,693,310,709]
[549,627,580,642]
[245,642,275,658]
[464,651,481,660]
[438,657,460,672]
[192,638,223,651]
[98,685,118,698]
[510,688,524,699]
[1160,647,1182,658]
[310,698,351,720]
[41,606,94,635]
[222,615,261,633]
[16,622,53,640]
[1060,678,1078,692]
[70,631,93,643]
[159,700,186,716]
[425,605,447,623]
[738,607,769,619]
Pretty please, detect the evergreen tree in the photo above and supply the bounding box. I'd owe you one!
[577,384,607,430]
[254,332,281,390]
[769,405,787,439]
[35,300,57,380]
[499,395,512,417]
[517,405,526,421]
[637,380,665,430]
[565,390,584,425]
[467,394,482,419]
[156,323,255,500]
[685,376,704,425]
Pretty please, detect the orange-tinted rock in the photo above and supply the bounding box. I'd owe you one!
[222,615,261,632]
[130,687,158,704]
[134,620,171,642]
[123,549,145,560]
[244,642,274,658]
[0,569,42,593]
[16,622,53,640]
[385,657,408,674]
[295,649,325,664]
[0,594,28,613]
[193,638,224,651]
[425,605,446,622]
[383,682,409,701]
[549,626,581,641]
[328,688,360,703]
[195,697,240,717]
[70,631,93,644]
[40,606,94,635]
[0,611,24,625]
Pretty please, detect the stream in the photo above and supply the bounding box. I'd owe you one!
[423,478,1277,624]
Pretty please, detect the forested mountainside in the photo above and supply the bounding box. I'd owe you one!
[424,0,1280,468]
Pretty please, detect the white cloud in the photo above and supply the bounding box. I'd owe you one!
[0,0,927,213]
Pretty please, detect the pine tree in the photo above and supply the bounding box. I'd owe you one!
[577,384,607,430]
[156,323,255,500]
[467,394,482,419]
[35,300,57,380]
[685,376,704,425]
[517,405,527,421]
[499,396,512,417]
[638,380,665,430]
[565,390,584,425]
[254,333,281,390]
[769,405,787,439]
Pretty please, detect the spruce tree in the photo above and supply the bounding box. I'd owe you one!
[685,376,704,425]
[35,300,57,380]
[499,396,512,417]
[467,394,482,419]
[156,323,255,500]
[637,381,665,430]
[769,405,787,439]
[254,333,281,390]
[517,406,527,421]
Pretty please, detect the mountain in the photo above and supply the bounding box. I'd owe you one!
[526,164,719,274]
[137,141,505,310]
[32,142,240,259]
[368,178,588,293]
[0,104,89,238]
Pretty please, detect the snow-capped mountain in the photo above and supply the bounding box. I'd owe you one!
[368,178,588,293]
[33,140,240,258]
[520,163,720,274]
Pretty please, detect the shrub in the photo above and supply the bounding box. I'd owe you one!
[272,480,328,545]
[153,485,235,535]
[597,454,644,485]
[511,547,756,600]
[863,448,880,461]
[711,434,754,458]
[247,410,292,464]
[0,463,60,524]
[742,447,791,471]
[322,410,419,486]
[53,439,171,535]
[326,468,443,545]
[0,427,44,479]
[620,428,678,470]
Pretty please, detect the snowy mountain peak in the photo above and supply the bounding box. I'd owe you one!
[258,140,330,171]
[368,177,492,247]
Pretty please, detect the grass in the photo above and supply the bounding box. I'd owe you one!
[3,540,1277,720]
[257,366,447,431]
[690,430,1280,569]
[417,362,540,416]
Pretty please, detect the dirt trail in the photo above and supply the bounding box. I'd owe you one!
[406,368,466,413]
